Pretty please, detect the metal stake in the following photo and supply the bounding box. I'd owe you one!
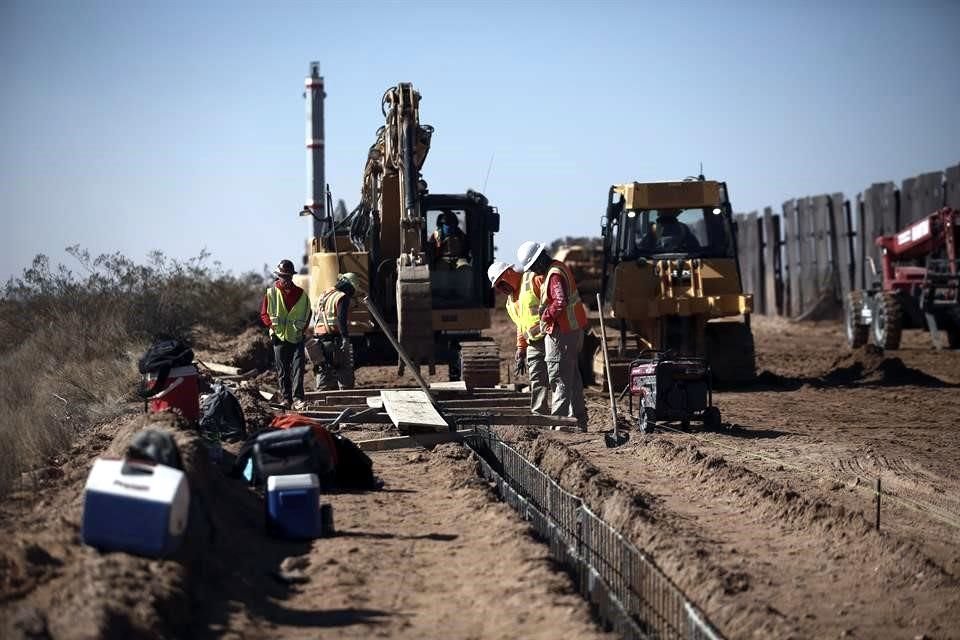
[875,476,881,531]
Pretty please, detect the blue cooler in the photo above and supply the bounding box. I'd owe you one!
[81,458,190,558]
[266,473,321,539]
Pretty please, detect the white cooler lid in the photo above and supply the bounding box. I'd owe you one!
[267,473,319,491]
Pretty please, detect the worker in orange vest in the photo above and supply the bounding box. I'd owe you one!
[516,242,589,431]
[309,273,361,390]
[487,261,549,414]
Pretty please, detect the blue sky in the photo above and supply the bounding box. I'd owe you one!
[1,0,958,282]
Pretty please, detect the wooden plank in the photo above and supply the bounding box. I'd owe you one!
[782,200,798,317]
[306,385,511,400]
[428,380,468,391]
[762,207,781,315]
[856,193,868,290]
[829,193,854,300]
[811,194,839,300]
[358,430,467,453]
[199,361,242,376]
[754,212,766,315]
[467,413,579,427]
[380,390,449,431]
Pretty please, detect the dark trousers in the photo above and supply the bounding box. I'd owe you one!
[273,338,305,402]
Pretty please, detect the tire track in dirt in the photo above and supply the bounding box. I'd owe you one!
[508,430,960,639]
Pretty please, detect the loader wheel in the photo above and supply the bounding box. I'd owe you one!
[872,292,903,350]
[702,406,722,431]
[705,321,757,385]
[845,291,869,348]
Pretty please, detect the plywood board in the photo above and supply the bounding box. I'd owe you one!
[380,390,448,431]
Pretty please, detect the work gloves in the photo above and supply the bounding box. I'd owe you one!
[514,348,526,377]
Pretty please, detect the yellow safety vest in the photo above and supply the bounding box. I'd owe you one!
[265,286,310,343]
[315,288,346,336]
[505,271,544,342]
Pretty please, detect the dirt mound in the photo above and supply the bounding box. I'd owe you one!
[195,326,272,373]
[0,412,220,640]
[822,344,949,386]
[233,383,275,432]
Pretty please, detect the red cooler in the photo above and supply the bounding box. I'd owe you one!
[145,365,200,422]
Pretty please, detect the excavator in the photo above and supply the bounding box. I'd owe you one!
[596,176,756,389]
[299,78,502,387]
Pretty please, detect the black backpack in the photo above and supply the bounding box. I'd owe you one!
[126,429,184,470]
[332,433,378,490]
[199,384,247,441]
[138,338,194,398]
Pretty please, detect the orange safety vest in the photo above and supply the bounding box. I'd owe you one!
[540,260,588,334]
[314,288,347,336]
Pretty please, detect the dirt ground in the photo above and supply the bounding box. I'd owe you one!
[3,313,959,639]
[490,312,960,639]
[0,362,607,640]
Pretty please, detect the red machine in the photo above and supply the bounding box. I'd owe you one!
[846,207,960,350]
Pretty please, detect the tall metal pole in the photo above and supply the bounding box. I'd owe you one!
[305,62,326,243]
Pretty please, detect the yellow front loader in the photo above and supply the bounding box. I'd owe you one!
[597,177,756,386]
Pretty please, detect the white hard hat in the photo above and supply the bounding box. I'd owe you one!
[486,260,512,286]
[516,241,547,271]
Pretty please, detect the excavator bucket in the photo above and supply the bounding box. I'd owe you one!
[396,265,435,366]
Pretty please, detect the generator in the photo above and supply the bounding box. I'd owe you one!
[627,352,721,432]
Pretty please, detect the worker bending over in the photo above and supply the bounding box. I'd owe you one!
[260,259,311,409]
[516,242,589,431]
[311,272,361,390]
[487,261,549,415]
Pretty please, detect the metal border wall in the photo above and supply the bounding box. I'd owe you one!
[465,427,724,640]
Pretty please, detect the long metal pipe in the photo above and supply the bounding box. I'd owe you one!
[363,296,435,402]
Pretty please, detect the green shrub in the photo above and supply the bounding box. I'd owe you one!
[0,248,265,495]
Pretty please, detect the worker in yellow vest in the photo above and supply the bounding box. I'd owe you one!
[260,259,311,409]
[516,242,589,431]
[487,261,549,414]
[309,272,361,390]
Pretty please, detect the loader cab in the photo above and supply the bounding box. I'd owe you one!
[602,180,737,265]
[422,190,500,309]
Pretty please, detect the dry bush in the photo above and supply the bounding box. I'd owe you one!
[0,248,265,495]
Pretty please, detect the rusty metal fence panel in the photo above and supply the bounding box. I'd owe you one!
[465,427,724,640]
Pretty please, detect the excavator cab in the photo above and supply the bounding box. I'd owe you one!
[424,193,499,309]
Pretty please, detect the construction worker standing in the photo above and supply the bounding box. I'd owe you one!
[516,242,589,431]
[487,261,549,415]
[310,272,361,390]
[260,259,311,409]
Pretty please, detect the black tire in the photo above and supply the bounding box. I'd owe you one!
[703,406,722,431]
[637,408,651,433]
[705,321,756,385]
[872,292,903,350]
[845,291,869,348]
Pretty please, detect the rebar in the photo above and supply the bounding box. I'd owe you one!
[465,426,724,640]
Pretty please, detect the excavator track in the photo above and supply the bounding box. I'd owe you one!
[459,340,501,389]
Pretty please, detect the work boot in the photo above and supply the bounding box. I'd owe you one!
[292,399,309,411]
[279,398,292,409]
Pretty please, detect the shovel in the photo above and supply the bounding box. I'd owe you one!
[597,294,630,448]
